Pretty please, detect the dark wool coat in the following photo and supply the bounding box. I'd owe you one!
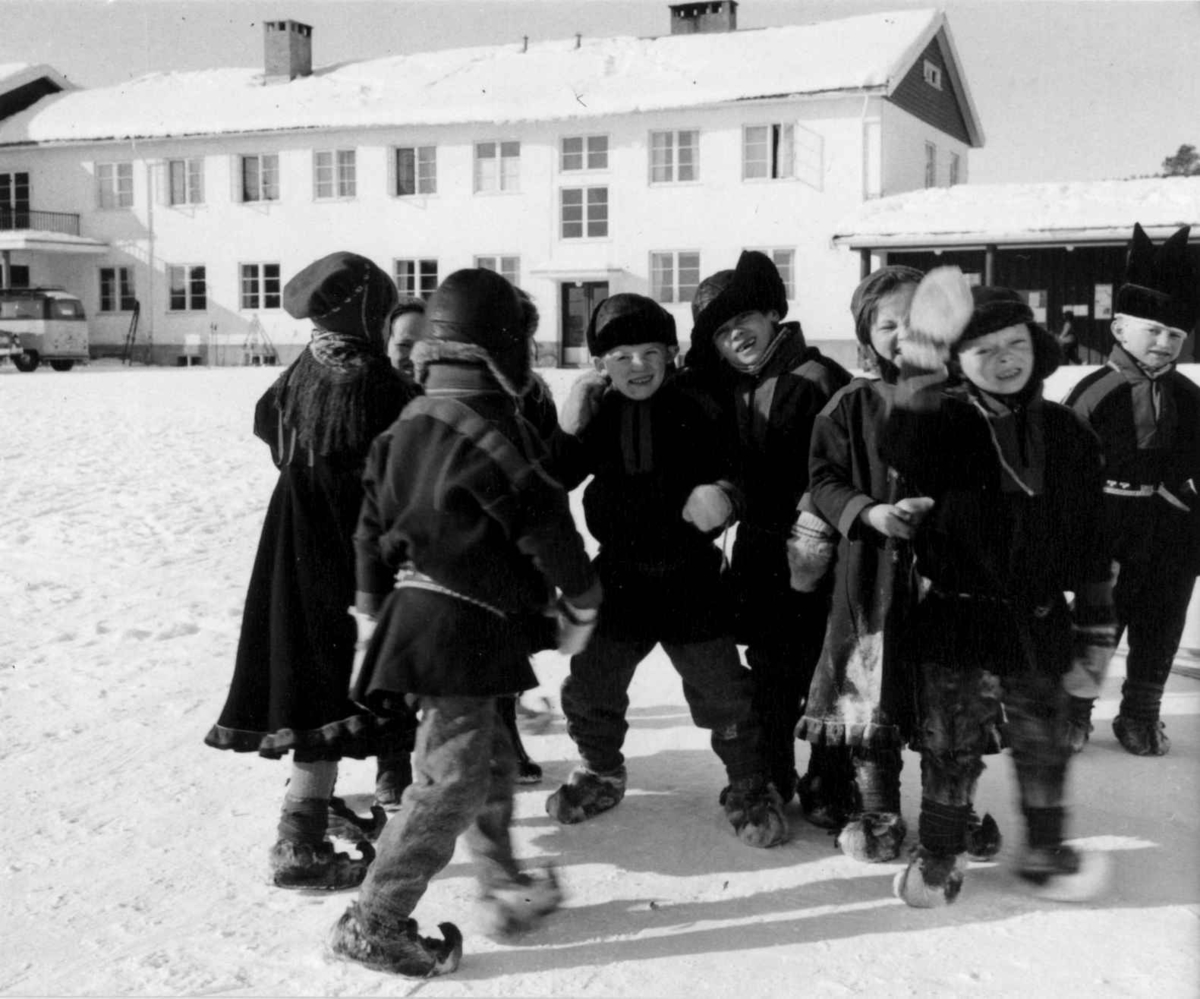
[352,365,597,711]
[726,323,852,644]
[882,371,1111,679]
[1064,345,1200,571]
[205,369,415,758]
[797,377,919,749]
[553,373,738,644]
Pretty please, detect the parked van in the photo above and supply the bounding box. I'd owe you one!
[0,287,90,372]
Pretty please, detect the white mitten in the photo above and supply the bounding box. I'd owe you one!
[902,266,974,370]
[347,607,378,698]
[559,370,609,437]
[682,484,733,533]
[1063,621,1118,699]
[787,509,838,592]
[555,599,599,657]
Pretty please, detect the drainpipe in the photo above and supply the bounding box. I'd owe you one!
[1,249,9,290]
[144,156,156,363]
[984,243,996,285]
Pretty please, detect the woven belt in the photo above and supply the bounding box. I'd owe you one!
[394,568,506,619]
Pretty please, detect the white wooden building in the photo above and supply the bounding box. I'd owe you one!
[0,4,983,367]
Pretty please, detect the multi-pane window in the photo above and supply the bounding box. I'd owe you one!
[168,158,204,205]
[474,141,520,193]
[241,154,280,202]
[475,255,520,286]
[949,153,961,187]
[395,146,436,195]
[561,187,609,239]
[0,171,30,214]
[924,142,937,188]
[650,251,701,304]
[650,130,699,183]
[96,162,134,208]
[314,149,356,199]
[394,259,439,299]
[745,248,796,299]
[742,124,795,180]
[168,265,207,311]
[561,135,608,171]
[240,263,282,309]
[99,266,137,312]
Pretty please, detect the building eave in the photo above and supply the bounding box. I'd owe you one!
[834,225,1195,252]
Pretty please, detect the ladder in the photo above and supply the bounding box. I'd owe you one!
[121,301,141,364]
[242,314,278,366]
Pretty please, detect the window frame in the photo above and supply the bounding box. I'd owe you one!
[474,255,521,286]
[167,157,204,206]
[239,262,282,310]
[742,123,796,182]
[949,152,961,187]
[313,148,357,200]
[98,265,137,313]
[560,185,609,240]
[923,59,943,90]
[167,264,207,312]
[649,129,700,184]
[96,162,134,209]
[924,141,937,189]
[394,145,437,196]
[393,258,439,300]
[240,153,281,203]
[473,140,521,194]
[560,133,610,173]
[649,250,701,305]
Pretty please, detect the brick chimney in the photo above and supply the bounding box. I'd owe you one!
[669,1,738,35]
[264,20,313,82]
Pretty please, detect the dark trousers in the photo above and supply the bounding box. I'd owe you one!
[1115,534,1196,689]
[357,696,518,930]
[561,631,764,781]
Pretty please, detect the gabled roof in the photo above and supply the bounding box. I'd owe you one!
[0,63,75,123]
[0,8,979,146]
[833,177,1200,249]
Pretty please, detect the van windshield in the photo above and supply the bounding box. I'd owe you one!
[0,298,41,320]
[51,299,85,319]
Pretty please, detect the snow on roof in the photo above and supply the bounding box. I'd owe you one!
[0,8,945,146]
[0,62,73,94]
[834,177,1200,247]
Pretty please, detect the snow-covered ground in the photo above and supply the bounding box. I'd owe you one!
[1,361,1197,998]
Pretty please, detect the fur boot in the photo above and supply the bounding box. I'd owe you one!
[720,776,789,848]
[329,904,462,977]
[892,846,967,908]
[269,839,375,891]
[964,809,1002,861]
[1113,681,1170,756]
[477,868,564,938]
[546,766,627,824]
[1016,844,1111,902]
[837,811,907,863]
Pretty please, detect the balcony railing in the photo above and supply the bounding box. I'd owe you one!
[0,208,81,236]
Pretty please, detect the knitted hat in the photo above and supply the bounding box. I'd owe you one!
[690,251,789,345]
[283,252,397,343]
[1116,224,1196,332]
[587,293,677,356]
[850,265,924,346]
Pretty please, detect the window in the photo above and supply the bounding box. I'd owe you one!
[240,263,281,310]
[923,59,943,90]
[650,251,700,304]
[314,149,356,199]
[96,162,134,208]
[744,248,796,299]
[168,158,204,206]
[561,135,608,171]
[743,124,795,180]
[475,255,520,286]
[240,154,280,203]
[168,265,207,311]
[0,171,30,214]
[99,266,137,312]
[474,141,520,193]
[394,259,439,299]
[650,130,699,183]
[949,153,961,187]
[560,187,608,239]
[395,146,436,195]
[924,142,937,189]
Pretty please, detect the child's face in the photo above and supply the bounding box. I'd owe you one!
[869,286,915,363]
[957,323,1034,395]
[597,341,673,400]
[1113,315,1186,370]
[388,311,425,377]
[713,310,778,369]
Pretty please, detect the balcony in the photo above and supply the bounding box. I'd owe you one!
[0,207,81,236]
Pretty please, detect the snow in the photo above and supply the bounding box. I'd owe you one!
[2,361,1198,997]
[0,9,942,145]
[834,176,1200,245]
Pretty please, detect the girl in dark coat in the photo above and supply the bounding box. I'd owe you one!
[204,252,418,890]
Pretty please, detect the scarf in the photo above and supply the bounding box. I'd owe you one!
[967,386,1045,497]
[1107,343,1177,450]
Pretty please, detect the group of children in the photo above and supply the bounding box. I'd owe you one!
[204,222,1197,976]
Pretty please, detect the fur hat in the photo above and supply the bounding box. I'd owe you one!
[691,269,734,322]
[283,252,397,343]
[956,286,1060,384]
[690,251,789,345]
[850,265,924,347]
[1116,224,1196,332]
[587,293,677,357]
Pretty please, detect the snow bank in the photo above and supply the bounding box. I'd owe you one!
[0,362,1197,997]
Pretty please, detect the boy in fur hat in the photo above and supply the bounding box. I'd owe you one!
[545,293,787,849]
[331,269,601,976]
[204,251,419,890]
[885,272,1115,906]
[1065,224,1200,756]
[689,251,853,823]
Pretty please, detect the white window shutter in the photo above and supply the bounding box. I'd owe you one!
[794,124,824,191]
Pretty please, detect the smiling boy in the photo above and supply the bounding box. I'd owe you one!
[1065,224,1200,756]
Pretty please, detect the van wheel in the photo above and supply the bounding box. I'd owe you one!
[13,351,39,372]
[50,360,75,372]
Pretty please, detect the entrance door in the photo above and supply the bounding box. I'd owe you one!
[560,281,608,366]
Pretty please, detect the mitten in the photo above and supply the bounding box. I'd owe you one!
[902,266,974,371]
[555,598,599,657]
[1063,603,1118,700]
[347,607,378,701]
[682,483,734,533]
[559,370,609,437]
[787,508,838,592]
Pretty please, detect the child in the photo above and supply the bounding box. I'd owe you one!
[544,292,787,849]
[885,272,1115,906]
[1064,224,1199,756]
[204,252,418,889]
[386,295,426,380]
[329,268,601,977]
[689,251,852,820]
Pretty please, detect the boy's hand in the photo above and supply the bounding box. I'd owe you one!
[555,598,599,657]
[861,496,934,539]
[682,484,733,532]
[347,607,378,702]
[560,370,609,436]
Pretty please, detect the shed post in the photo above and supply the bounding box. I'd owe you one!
[859,249,871,280]
[984,244,997,285]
